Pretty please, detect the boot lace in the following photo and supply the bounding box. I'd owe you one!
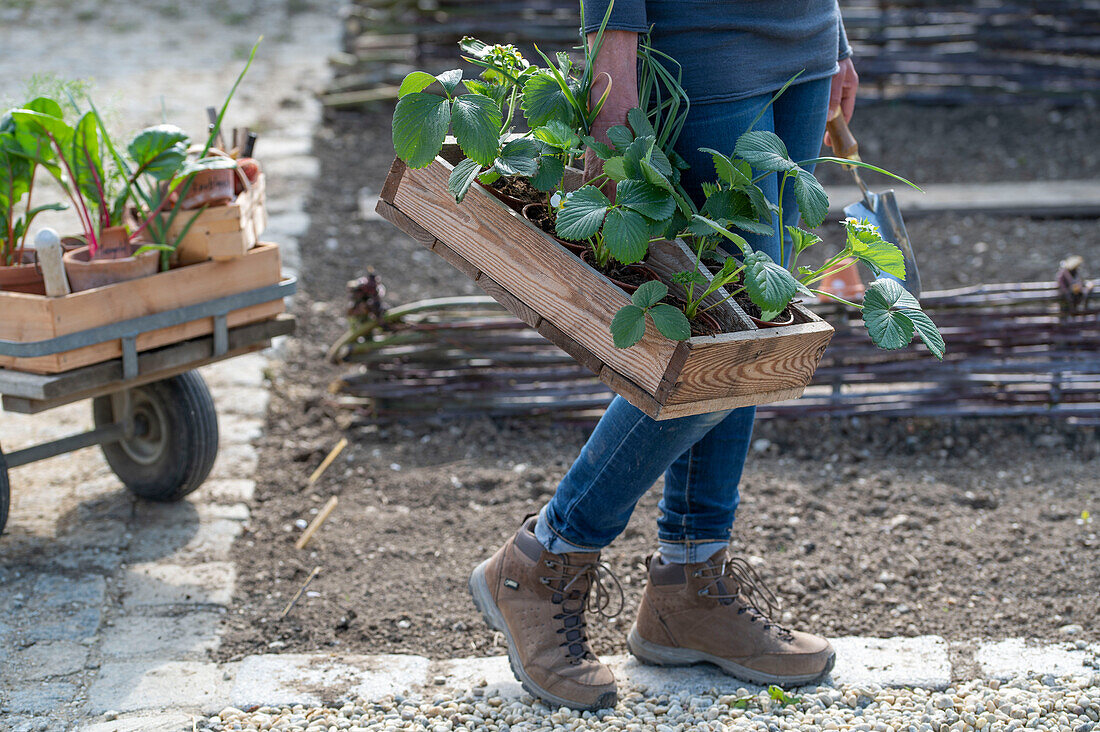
[693,556,793,640]
[539,557,624,664]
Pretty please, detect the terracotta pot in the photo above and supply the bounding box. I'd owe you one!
[486,185,527,211]
[579,249,660,294]
[63,244,160,292]
[0,249,46,295]
[521,203,586,254]
[690,308,724,335]
[181,168,235,210]
[749,309,796,329]
[94,225,133,260]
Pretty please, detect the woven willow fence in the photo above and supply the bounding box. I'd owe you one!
[325,0,1100,107]
[328,283,1100,424]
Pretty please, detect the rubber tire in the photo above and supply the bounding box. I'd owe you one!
[0,452,9,536]
[93,371,219,502]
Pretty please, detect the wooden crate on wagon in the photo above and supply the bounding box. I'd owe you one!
[376,150,834,420]
[170,174,268,264]
[0,243,285,374]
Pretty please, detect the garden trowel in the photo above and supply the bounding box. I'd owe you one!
[826,110,922,297]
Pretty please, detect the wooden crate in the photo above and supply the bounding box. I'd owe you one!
[0,243,284,374]
[170,174,268,264]
[377,155,834,420]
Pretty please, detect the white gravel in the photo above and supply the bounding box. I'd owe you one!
[197,674,1100,731]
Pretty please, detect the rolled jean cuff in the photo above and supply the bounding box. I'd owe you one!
[658,539,729,564]
[534,505,602,555]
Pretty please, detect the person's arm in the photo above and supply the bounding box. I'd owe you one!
[825,4,859,146]
[584,30,638,195]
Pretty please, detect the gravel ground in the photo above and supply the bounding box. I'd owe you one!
[198,675,1100,731]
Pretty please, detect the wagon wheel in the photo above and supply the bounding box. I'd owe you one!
[0,451,9,536]
[92,371,219,502]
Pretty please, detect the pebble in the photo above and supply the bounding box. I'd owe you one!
[192,674,1100,731]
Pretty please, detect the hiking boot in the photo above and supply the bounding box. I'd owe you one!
[628,549,835,686]
[468,517,620,710]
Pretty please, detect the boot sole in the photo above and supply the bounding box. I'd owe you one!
[468,558,617,712]
[627,624,836,687]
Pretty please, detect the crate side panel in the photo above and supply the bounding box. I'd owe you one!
[667,322,833,404]
[393,160,676,394]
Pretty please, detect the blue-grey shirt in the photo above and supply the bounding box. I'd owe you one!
[582,0,851,104]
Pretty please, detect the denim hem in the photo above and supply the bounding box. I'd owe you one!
[534,505,604,554]
[658,540,729,564]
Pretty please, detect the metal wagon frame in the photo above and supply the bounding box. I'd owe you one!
[0,278,296,535]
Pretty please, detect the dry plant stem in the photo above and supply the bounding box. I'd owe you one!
[307,437,348,486]
[295,496,339,550]
[278,565,322,620]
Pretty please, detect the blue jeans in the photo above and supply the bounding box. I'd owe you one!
[536,77,832,563]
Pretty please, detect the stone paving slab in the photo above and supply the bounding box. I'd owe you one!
[830,635,952,690]
[977,637,1100,681]
[86,661,234,715]
[230,653,433,709]
[119,562,237,609]
[80,711,198,732]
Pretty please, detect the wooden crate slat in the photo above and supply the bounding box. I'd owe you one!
[392,158,679,394]
[0,244,283,374]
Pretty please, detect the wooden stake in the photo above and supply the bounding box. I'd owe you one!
[278,565,322,619]
[308,436,348,486]
[295,496,339,550]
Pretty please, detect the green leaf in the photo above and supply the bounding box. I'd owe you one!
[70,112,104,205]
[521,73,574,127]
[493,138,539,177]
[127,124,189,181]
[650,303,691,340]
[435,69,463,95]
[792,167,829,228]
[392,93,451,168]
[844,218,906,279]
[603,207,650,264]
[743,183,772,224]
[602,156,628,182]
[743,250,800,311]
[451,94,502,166]
[448,158,482,202]
[641,158,672,191]
[647,145,674,179]
[398,71,438,98]
[627,107,656,139]
[734,130,796,173]
[532,120,579,150]
[632,279,667,308]
[529,154,564,191]
[607,125,634,152]
[673,270,708,287]
[788,226,821,258]
[581,136,613,160]
[555,185,609,240]
[611,304,647,348]
[700,147,736,186]
[616,180,675,221]
[691,214,749,253]
[702,188,752,220]
[861,279,944,358]
[903,307,946,360]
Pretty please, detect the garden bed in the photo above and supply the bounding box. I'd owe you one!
[216,112,1099,663]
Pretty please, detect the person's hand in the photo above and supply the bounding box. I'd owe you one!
[824,57,859,147]
[583,30,639,201]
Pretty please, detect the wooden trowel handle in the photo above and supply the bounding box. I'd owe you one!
[826,109,860,161]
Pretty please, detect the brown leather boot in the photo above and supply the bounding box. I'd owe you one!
[628,549,835,686]
[469,517,619,710]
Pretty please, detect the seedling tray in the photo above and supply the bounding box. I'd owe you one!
[0,243,286,374]
[377,153,834,420]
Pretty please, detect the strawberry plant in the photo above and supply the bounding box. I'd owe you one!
[388,20,946,361]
